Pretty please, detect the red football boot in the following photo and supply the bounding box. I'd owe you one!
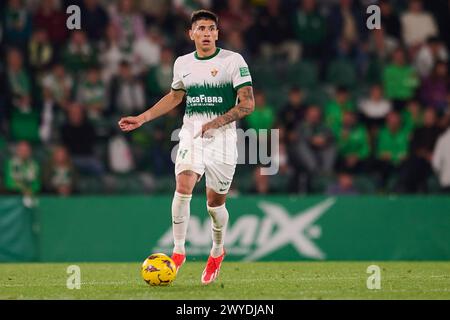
[171,253,186,272]
[201,250,225,285]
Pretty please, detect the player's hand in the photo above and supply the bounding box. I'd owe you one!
[194,122,215,139]
[118,116,144,132]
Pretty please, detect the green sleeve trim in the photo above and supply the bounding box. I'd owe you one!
[171,87,186,92]
[234,81,253,91]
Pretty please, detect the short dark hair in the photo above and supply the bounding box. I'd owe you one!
[289,86,302,93]
[191,10,218,27]
[119,60,130,68]
[427,36,441,45]
[336,86,349,94]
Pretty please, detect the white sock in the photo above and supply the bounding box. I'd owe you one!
[172,191,192,255]
[207,203,229,258]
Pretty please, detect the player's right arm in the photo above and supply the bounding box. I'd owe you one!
[119,56,186,132]
[118,89,185,132]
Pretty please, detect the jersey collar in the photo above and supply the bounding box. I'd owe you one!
[194,47,221,60]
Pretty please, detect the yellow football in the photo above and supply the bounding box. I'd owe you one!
[141,253,177,286]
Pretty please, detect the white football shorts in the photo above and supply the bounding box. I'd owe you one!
[174,133,237,194]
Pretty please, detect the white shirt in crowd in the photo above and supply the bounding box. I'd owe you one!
[358,98,392,119]
[401,11,438,47]
[132,37,161,74]
[99,43,129,84]
[414,45,448,78]
[432,128,450,188]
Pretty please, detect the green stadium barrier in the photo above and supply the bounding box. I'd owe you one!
[0,197,37,262]
[1,195,449,262]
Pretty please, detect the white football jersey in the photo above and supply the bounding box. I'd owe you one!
[171,48,252,142]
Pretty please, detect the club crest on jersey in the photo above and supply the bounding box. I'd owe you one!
[211,68,218,77]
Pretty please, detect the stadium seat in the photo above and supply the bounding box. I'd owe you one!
[365,56,385,85]
[270,173,290,193]
[326,59,357,88]
[77,175,105,194]
[251,63,282,91]
[265,87,290,110]
[310,175,333,194]
[304,86,332,107]
[354,175,377,194]
[284,61,319,89]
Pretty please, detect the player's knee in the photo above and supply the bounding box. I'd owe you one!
[176,181,195,195]
[176,172,197,194]
[207,198,225,208]
[176,185,193,195]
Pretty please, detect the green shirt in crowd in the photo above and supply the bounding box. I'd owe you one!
[245,105,275,131]
[293,11,327,45]
[376,127,411,165]
[402,108,423,133]
[146,65,173,98]
[324,100,355,136]
[383,64,419,100]
[4,157,41,194]
[337,125,370,160]
[10,109,40,143]
[63,44,97,75]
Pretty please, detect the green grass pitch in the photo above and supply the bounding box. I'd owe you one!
[0,262,449,299]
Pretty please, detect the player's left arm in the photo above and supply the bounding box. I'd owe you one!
[197,86,255,137]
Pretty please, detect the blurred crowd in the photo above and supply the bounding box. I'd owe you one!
[0,0,450,196]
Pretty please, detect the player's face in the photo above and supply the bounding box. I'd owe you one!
[190,19,219,53]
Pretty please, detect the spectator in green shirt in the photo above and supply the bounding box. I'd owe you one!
[375,111,411,188]
[325,86,355,136]
[62,30,97,76]
[382,48,419,109]
[336,111,370,173]
[293,0,327,59]
[402,99,423,133]
[6,48,40,143]
[4,141,40,195]
[245,90,275,131]
[76,65,108,121]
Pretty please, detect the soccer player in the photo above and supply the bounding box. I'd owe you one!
[118,10,254,285]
